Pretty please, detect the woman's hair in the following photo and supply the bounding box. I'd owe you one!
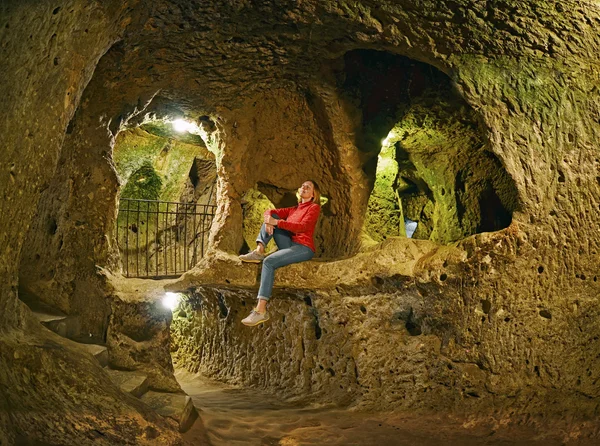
[308,180,321,205]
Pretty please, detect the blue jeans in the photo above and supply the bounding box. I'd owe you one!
[256,214,314,300]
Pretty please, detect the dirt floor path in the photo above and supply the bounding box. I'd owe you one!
[177,369,587,446]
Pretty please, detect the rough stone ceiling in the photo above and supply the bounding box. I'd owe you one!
[95,0,600,114]
[126,2,600,65]
[81,1,600,241]
[85,0,600,218]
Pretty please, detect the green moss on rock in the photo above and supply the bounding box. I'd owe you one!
[114,126,214,202]
[241,188,275,253]
[120,161,162,200]
[363,143,402,242]
[363,90,518,245]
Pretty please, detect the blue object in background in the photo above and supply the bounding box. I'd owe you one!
[405,218,418,238]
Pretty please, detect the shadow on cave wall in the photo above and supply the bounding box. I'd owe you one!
[339,49,519,245]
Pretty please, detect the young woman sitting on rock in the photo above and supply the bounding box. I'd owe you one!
[239,180,321,326]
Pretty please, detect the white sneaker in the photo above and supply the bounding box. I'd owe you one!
[239,250,265,263]
[241,309,269,326]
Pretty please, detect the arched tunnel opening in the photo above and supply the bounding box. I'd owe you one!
[113,117,218,278]
[340,49,519,245]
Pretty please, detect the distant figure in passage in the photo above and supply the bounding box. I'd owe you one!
[239,180,321,326]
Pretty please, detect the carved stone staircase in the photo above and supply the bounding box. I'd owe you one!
[22,295,198,433]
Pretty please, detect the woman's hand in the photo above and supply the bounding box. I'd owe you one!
[264,214,279,226]
[265,224,274,236]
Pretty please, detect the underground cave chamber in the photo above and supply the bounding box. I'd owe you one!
[165,51,525,408]
[4,0,600,443]
[345,50,519,245]
[14,46,523,374]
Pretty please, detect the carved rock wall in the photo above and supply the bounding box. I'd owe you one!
[2,0,600,441]
[171,226,600,426]
[0,1,190,441]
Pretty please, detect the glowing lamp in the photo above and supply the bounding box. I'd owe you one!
[162,292,180,310]
[172,119,192,133]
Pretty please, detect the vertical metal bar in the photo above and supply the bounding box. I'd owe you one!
[125,199,130,278]
[170,203,173,275]
[156,200,159,278]
[175,202,179,274]
[201,204,205,258]
[183,200,188,270]
[193,204,197,267]
[116,198,217,278]
[136,200,140,277]
[146,201,150,278]
[116,203,120,266]
[166,203,173,276]
[164,202,169,276]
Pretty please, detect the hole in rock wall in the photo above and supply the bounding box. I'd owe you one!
[46,217,58,235]
[216,292,229,318]
[314,313,323,340]
[405,319,422,336]
[481,299,491,314]
[395,308,423,336]
[114,119,217,278]
[340,50,519,245]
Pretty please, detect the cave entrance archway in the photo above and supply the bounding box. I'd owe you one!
[340,49,519,245]
[113,118,218,278]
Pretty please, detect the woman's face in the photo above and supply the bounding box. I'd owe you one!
[298,181,314,200]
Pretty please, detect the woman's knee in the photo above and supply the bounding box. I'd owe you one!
[262,256,276,269]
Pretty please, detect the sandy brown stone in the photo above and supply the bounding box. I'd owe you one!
[141,391,198,433]
[103,272,183,393]
[105,368,150,398]
[2,0,600,441]
[0,323,186,445]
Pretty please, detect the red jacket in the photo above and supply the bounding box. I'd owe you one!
[265,201,320,252]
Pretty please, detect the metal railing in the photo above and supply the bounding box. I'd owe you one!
[116,198,216,278]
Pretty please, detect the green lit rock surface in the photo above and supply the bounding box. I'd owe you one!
[363,143,403,242]
[113,126,213,202]
[121,160,164,201]
[354,54,518,245]
[240,188,276,253]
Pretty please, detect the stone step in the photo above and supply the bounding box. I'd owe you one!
[78,343,109,367]
[140,391,198,433]
[105,369,149,398]
[22,296,81,339]
[34,311,69,338]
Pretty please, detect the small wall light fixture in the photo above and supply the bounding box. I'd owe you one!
[162,292,181,310]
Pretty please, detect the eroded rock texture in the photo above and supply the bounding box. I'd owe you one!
[2,0,600,443]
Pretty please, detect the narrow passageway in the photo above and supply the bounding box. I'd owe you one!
[176,369,562,446]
